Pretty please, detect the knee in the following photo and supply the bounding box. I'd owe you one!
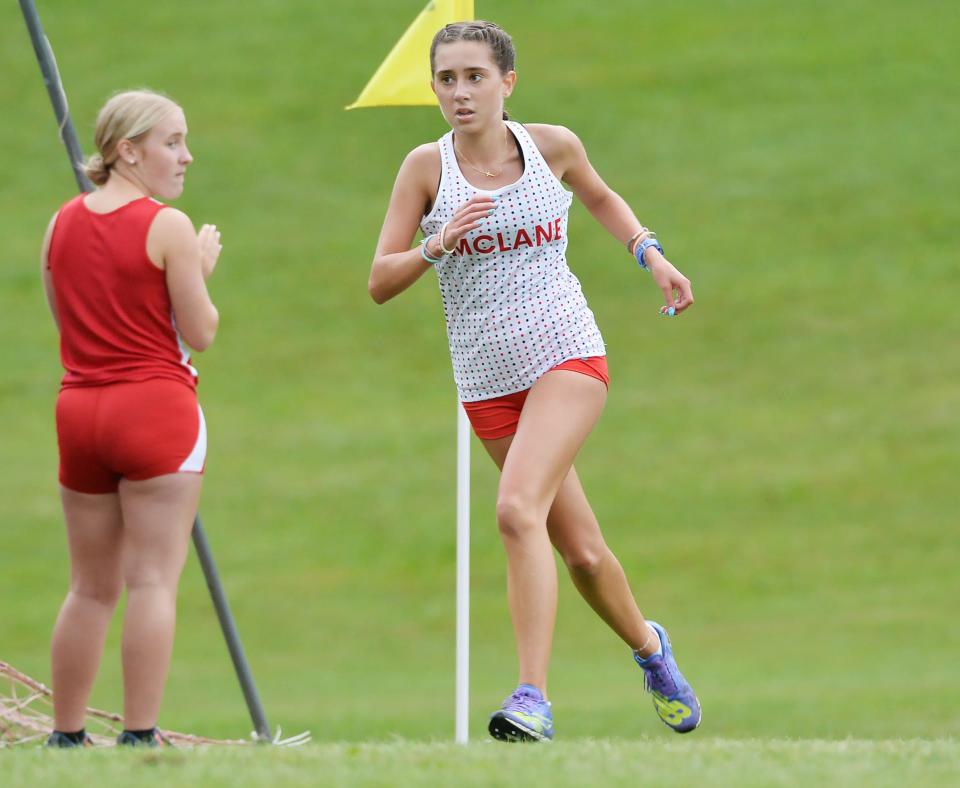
[495,495,542,541]
[123,549,190,594]
[124,570,179,595]
[561,544,608,576]
[71,577,123,608]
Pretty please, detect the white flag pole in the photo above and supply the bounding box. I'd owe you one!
[455,401,471,743]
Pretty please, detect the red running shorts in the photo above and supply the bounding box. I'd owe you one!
[462,356,609,441]
[56,378,206,494]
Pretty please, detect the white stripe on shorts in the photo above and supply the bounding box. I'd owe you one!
[178,404,207,472]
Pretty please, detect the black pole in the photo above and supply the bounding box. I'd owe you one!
[20,0,272,743]
[192,516,272,741]
[18,0,92,193]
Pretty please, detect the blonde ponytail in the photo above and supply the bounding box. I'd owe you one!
[84,153,110,186]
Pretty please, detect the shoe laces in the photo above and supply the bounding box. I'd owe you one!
[642,656,679,698]
[503,687,544,715]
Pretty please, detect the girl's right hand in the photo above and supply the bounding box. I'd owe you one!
[198,224,222,280]
[442,195,498,251]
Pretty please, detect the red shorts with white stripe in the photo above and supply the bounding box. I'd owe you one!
[56,378,206,494]
[462,356,609,441]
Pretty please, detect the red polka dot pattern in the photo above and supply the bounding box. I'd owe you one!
[421,121,606,402]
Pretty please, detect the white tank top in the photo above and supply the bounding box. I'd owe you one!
[421,121,606,402]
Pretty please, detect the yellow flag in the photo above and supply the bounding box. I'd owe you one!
[346,0,474,109]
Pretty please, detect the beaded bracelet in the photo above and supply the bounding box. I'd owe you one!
[420,235,442,265]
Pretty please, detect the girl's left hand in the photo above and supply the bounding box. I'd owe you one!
[646,252,694,315]
[198,224,223,281]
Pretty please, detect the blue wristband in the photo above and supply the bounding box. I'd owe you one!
[420,236,442,265]
[635,237,664,270]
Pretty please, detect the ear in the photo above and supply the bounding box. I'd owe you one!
[430,80,437,98]
[116,138,136,163]
[502,70,517,99]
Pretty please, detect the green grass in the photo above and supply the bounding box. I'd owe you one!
[1,0,959,783]
[6,739,960,787]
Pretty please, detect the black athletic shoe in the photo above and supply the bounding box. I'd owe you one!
[116,728,173,748]
[45,730,93,748]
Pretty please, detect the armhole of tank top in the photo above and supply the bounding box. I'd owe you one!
[45,206,66,271]
[144,204,171,271]
[507,121,526,172]
[421,138,450,226]
[513,122,573,197]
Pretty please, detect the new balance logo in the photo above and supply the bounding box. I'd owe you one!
[651,692,693,725]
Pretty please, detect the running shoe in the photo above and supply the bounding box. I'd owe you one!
[45,730,93,748]
[116,728,173,747]
[488,683,554,742]
[634,621,701,733]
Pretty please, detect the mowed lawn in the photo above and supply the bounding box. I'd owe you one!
[0,0,957,774]
[5,740,960,787]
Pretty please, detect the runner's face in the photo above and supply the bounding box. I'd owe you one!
[133,108,193,200]
[432,41,515,130]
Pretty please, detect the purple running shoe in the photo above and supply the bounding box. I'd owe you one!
[488,683,554,742]
[634,621,701,733]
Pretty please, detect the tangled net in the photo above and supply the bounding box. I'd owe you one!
[1,660,258,747]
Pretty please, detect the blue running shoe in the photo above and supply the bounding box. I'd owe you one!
[488,683,554,742]
[634,621,701,733]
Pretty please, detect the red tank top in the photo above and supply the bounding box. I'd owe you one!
[47,194,198,389]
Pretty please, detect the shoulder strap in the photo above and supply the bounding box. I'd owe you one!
[506,121,547,172]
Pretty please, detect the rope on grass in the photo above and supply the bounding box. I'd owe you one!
[1,660,252,747]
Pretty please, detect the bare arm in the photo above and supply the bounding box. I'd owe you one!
[368,145,439,304]
[149,208,220,350]
[368,144,495,304]
[40,212,60,331]
[538,125,648,246]
[532,124,694,313]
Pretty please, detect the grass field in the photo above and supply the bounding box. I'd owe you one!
[1,0,958,783]
[6,740,960,787]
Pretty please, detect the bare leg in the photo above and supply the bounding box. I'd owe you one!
[481,371,607,695]
[51,487,124,732]
[546,467,656,655]
[118,473,201,730]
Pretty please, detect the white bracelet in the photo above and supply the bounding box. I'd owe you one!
[439,222,457,255]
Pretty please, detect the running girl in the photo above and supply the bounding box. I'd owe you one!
[368,21,700,741]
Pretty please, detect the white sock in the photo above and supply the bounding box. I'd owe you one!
[648,625,663,656]
[636,624,663,661]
